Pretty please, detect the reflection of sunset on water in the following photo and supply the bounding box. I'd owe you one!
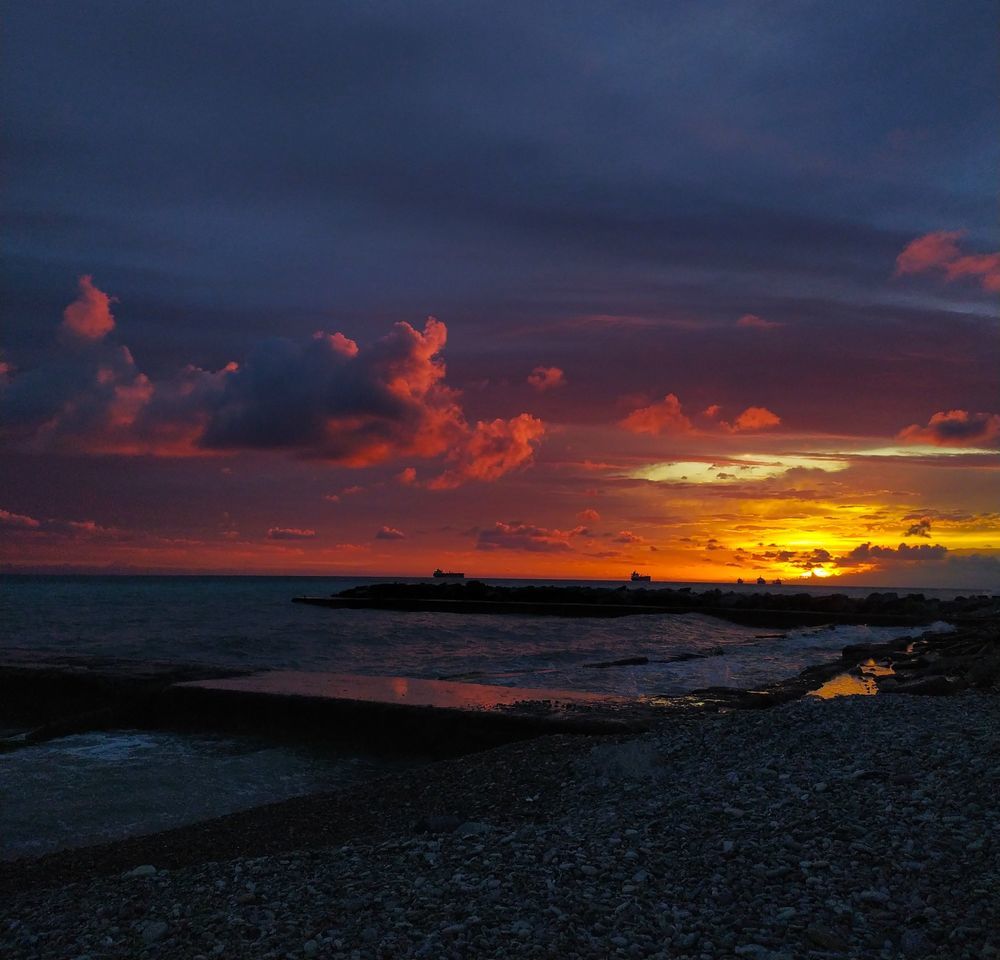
[809,659,896,699]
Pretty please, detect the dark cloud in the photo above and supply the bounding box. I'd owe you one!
[0,285,545,485]
[835,542,948,568]
[266,527,316,541]
[3,1,996,365]
[904,517,932,538]
[898,410,1000,448]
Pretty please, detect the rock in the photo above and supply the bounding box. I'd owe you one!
[302,940,318,956]
[141,920,169,944]
[900,928,932,956]
[455,821,492,837]
[416,814,462,833]
[806,925,849,951]
[124,865,157,879]
[889,676,959,696]
[735,945,771,958]
[858,889,889,904]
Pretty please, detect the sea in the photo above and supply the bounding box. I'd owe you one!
[0,574,959,858]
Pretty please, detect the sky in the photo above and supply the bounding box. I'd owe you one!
[2,0,998,587]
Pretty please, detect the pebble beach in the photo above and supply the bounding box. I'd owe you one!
[4,690,998,960]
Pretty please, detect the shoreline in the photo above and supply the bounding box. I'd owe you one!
[2,613,998,957]
[3,692,997,958]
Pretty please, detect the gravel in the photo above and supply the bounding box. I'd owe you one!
[3,692,998,959]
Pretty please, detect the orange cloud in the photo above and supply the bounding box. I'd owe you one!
[898,409,1000,448]
[397,467,417,485]
[577,507,600,523]
[527,365,566,391]
[620,393,693,435]
[736,314,781,330]
[61,275,116,341]
[731,406,781,431]
[429,413,545,489]
[895,231,1000,292]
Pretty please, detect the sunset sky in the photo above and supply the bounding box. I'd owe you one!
[2,1,998,586]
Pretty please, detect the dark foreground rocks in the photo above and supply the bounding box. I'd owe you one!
[3,693,998,960]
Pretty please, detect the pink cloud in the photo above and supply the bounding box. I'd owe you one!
[0,507,42,529]
[0,508,122,540]
[895,231,1000,292]
[898,409,1000,448]
[620,393,693,435]
[527,366,566,391]
[375,526,406,540]
[61,275,116,341]
[736,314,781,330]
[476,520,587,553]
[266,527,317,540]
[429,413,545,489]
[397,467,417,485]
[613,530,644,544]
[576,507,600,523]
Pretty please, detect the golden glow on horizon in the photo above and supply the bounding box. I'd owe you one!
[631,454,848,484]
[843,444,999,459]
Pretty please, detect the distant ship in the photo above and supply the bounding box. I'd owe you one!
[433,568,465,578]
[756,577,766,585]
[772,579,783,586]
[630,571,652,582]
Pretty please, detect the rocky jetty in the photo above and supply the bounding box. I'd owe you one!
[309,582,1000,627]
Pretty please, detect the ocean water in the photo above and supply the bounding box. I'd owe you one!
[0,574,957,696]
[0,575,955,858]
[0,729,416,860]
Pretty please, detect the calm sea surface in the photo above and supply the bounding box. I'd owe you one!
[0,575,957,857]
[0,574,960,696]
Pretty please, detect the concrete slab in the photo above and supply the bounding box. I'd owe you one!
[175,671,627,709]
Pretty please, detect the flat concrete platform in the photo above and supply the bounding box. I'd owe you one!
[176,670,627,709]
[166,671,642,755]
[0,655,644,758]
